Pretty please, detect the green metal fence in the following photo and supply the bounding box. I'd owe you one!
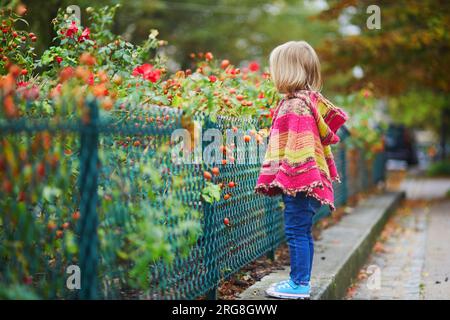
[0,101,385,299]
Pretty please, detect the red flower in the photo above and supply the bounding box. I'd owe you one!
[50,83,62,98]
[209,75,217,83]
[17,82,39,100]
[66,21,78,38]
[16,81,29,88]
[78,27,90,42]
[132,64,161,83]
[248,61,260,72]
[269,108,275,118]
[60,67,75,82]
[55,56,63,64]
[87,73,94,86]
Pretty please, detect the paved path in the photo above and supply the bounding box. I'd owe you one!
[400,177,450,200]
[348,177,450,300]
[422,200,450,299]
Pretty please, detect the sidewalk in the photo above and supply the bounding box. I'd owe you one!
[347,177,450,300]
[238,191,404,300]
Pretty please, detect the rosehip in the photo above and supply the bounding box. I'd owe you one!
[72,211,81,220]
[203,171,212,180]
[221,59,230,69]
[205,52,213,61]
[47,221,57,231]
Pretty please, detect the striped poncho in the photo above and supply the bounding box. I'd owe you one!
[255,90,348,210]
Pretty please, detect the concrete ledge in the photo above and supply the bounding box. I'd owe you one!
[238,191,405,300]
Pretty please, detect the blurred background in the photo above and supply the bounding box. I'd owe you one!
[2,0,450,300]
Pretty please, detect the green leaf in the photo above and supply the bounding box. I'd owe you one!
[201,182,221,203]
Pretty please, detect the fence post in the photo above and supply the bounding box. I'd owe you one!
[77,100,99,299]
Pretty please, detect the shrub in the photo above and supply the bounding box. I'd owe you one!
[427,160,450,177]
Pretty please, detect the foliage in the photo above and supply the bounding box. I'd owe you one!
[319,0,450,95]
[334,88,385,159]
[427,160,450,177]
[0,3,37,74]
[18,0,338,68]
[388,90,447,130]
[318,0,450,147]
[0,4,198,298]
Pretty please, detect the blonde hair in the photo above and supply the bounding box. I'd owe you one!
[269,41,322,93]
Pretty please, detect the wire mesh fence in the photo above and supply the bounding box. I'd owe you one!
[0,101,386,299]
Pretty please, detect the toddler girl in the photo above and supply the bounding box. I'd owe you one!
[255,41,348,299]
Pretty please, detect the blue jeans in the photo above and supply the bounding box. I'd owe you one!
[283,192,322,285]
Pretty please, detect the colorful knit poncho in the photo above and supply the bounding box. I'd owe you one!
[255,90,348,210]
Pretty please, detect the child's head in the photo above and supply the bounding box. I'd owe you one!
[269,41,322,94]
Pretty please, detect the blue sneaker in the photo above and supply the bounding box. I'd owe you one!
[265,279,310,299]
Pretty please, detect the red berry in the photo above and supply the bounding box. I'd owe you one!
[37,162,45,178]
[203,171,212,180]
[224,217,230,225]
[212,167,220,176]
[21,69,28,76]
[18,191,26,202]
[47,221,57,231]
[2,180,12,193]
[205,52,213,61]
[228,181,236,188]
[23,276,33,285]
[221,59,230,69]
[72,211,80,220]
[224,194,231,200]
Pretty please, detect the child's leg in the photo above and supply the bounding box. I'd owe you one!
[282,193,315,285]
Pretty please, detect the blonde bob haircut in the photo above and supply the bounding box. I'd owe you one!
[269,41,322,93]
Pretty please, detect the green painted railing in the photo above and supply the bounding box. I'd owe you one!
[0,101,385,299]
